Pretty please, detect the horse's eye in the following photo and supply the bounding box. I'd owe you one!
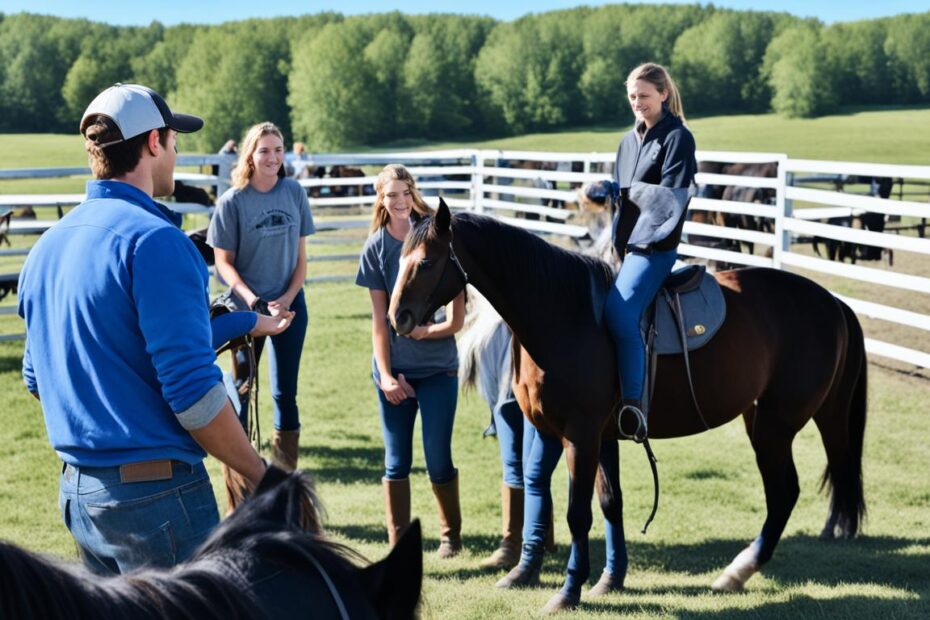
[418,260,433,270]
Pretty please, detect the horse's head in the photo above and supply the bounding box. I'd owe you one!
[390,197,467,336]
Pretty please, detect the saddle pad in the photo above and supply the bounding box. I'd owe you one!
[645,267,726,355]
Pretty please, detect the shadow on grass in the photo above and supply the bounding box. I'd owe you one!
[0,354,24,374]
[526,534,928,616]
[617,534,929,586]
[306,443,426,484]
[580,596,925,619]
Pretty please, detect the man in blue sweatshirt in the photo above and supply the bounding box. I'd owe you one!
[17,84,268,574]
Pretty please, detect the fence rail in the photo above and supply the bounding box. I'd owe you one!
[1,149,928,368]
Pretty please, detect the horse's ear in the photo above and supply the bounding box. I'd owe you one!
[254,464,289,496]
[434,197,451,236]
[359,519,422,617]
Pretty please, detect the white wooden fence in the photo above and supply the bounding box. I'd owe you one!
[1,150,928,368]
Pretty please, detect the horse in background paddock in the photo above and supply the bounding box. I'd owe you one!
[0,467,423,620]
[391,199,866,613]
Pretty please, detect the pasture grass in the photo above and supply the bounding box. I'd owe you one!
[0,277,928,619]
[1,107,928,617]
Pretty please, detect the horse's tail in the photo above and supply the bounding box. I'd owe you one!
[819,298,868,537]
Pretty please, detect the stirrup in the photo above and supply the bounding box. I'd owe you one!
[618,403,647,443]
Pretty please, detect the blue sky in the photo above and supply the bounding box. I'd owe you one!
[3,1,926,26]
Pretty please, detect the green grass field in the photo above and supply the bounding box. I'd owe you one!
[0,108,928,617]
[0,279,927,618]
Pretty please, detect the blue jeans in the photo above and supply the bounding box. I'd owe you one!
[253,289,308,431]
[520,423,562,559]
[493,399,526,488]
[59,460,219,574]
[604,250,677,401]
[376,371,458,483]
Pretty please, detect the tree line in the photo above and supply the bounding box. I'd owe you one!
[0,6,927,151]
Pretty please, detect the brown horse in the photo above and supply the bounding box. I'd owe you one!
[389,199,867,613]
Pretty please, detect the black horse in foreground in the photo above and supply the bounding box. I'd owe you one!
[0,467,422,619]
[390,199,866,613]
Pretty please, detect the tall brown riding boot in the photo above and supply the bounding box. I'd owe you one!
[383,477,411,547]
[432,474,463,559]
[272,429,300,471]
[222,463,252,514]
[480,483,523,570]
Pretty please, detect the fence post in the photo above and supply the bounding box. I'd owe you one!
[772,154,791,270]
[471,150,484,214]
[216,155,233,198]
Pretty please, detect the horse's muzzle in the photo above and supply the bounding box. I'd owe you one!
[394,309,415,336]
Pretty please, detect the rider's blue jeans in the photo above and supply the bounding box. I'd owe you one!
[603,249,678,401]
[59,460,219,574]
[376,371,458,484]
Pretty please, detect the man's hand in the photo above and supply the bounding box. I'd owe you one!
[250,311,294,337]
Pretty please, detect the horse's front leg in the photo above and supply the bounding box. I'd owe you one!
[543,435,599,614]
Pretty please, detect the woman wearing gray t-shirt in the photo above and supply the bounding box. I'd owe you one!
[208,122,315,485]
[355,164,465,559]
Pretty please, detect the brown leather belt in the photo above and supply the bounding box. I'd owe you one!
[119,459,174,483]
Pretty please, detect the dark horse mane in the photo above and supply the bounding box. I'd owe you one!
[406,210,616,321]
[0,469,371,620]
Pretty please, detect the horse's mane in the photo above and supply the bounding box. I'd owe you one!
[0,470,368,620]
[451,212,615,329]
[0,537,262,620]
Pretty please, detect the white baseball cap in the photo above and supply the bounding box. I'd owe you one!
[80,83,203,144]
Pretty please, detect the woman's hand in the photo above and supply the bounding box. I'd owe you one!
[407,323,433,340]
[380,373,416,405]
[268,293,296,317]
[250,310,294,337]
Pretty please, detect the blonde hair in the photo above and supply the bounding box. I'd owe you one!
[369,164,431,232]
[231,122,286,189]
[626,62,686,123]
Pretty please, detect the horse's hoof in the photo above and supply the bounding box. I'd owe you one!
[586,570,624,597]
[711,573,745,593]
[495,562,541,589]
[818,527,836,541]
[541,592,579,614]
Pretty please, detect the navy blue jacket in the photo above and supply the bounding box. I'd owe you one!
[613,110,696,252]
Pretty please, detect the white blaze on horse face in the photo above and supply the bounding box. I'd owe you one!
[389,245,426,328]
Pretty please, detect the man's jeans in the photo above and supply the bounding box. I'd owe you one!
[59,460,219,574]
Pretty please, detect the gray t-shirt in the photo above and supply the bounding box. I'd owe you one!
[208,177,315,300]
[355,227,458,381]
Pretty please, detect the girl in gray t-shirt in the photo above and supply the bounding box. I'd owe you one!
[355,164,465,559]
[207,122,315,476]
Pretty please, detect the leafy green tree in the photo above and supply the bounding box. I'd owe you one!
[475,11,586,134]
[883,12,930,102]
[364,26,411,140]
[672,11,789,114]
[0,14,85,132]
[62,23,165,123]
[131,25,200,97]
[821,20,888,105]
[172,26,291,152]
[288,22,379,149]
[402,15,492,138]
[763,23,839,118]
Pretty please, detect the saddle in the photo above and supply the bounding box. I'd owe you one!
[641,264,726,356]
[641,264,725,430]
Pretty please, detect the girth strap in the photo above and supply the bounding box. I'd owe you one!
[663,289,711,432]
